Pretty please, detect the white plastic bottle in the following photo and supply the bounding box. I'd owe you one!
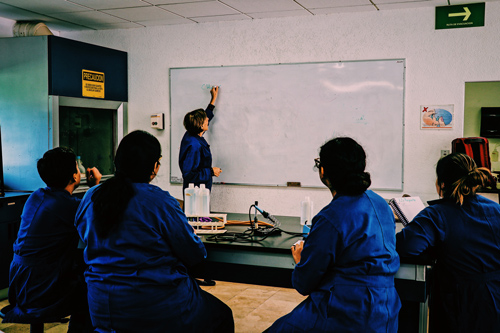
[300,196,313,225]
[197,184,210,216]
[184,183,196,215]
[76,156,85,176]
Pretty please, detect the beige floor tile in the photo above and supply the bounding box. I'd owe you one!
[45,323,70,333]
[0,281,303,333]
[271,289,307,302]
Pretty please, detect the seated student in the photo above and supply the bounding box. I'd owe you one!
[3,147,101,332]
[396,153,500,333]
[266,137,401,332]
[74,130,234,333]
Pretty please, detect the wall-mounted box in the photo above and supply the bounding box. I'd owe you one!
[481,107,500,138]
[151,113,164,130]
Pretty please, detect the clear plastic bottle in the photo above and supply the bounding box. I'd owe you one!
[197,184,210,216]
[300,196,313,225]
[76,156,85,176]
[184,183,196,215]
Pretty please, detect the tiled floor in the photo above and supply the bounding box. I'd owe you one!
[0,281,306,333]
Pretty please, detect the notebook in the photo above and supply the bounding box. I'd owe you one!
[389,197,426,227]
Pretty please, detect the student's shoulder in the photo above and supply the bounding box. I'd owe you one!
[137,183,177,203]
[139,184,184,215]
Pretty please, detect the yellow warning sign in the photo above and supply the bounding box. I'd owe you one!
[82,70,104,98]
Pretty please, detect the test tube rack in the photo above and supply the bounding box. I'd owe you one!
[186,213,227,234]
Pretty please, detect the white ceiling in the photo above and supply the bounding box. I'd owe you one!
[0,0,496,32]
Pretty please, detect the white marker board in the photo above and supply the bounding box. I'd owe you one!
[170,59,405,190]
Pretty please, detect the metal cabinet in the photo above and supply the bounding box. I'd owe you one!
[0,193,30,290]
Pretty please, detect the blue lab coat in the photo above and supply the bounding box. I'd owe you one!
[75,183,233,333]
[179,104,215,191]
[268,190,401,332]
[4,188,88,323]
[396,195,500,332]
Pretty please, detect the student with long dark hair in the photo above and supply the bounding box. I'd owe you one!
[397,153,500,332]
[75,130,233,333]
[266,137,401,332]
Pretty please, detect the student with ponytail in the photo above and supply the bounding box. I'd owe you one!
[267,137,401,332]
[75,130,233,333]
[397,152,500,332]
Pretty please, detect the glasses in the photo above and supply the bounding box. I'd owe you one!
[313,158,321,172]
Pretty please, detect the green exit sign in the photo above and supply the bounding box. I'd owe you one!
[436,3,485,29]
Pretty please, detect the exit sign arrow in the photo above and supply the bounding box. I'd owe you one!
[436,2,485,29]
[448,7,471,21]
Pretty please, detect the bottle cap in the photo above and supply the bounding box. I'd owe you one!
[188,183,195,188]
[200,184,206,189]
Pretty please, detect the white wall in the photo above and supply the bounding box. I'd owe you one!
[61,3,500,216]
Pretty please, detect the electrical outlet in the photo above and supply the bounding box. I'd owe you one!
[441,149,450,158]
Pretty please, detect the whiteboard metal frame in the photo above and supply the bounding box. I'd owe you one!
[169,59,405,190]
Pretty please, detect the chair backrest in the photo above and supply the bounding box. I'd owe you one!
[451,137,492,170]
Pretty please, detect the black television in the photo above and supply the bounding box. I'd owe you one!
[480,107,500,138]
[0,125,4,196]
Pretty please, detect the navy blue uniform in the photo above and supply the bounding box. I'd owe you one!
[4,188,88,324]
[75,183,233,333]
[268,190,401,332]
[397,195,500,332]
[179,104,215,191]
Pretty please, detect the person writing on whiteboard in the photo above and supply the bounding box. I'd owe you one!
[179,86,222,193]
[266,137,401,332]
[396,153,500,332]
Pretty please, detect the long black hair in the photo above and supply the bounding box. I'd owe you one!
[91,130,162,237]
[319,137,371,195]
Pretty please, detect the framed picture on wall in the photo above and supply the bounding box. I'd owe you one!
[421,104,454,129]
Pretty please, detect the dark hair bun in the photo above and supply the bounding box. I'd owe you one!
[319,137,371,195]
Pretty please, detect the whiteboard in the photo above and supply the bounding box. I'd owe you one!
[170,60,405,190]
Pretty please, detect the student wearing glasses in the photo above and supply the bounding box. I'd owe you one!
[396,152,500,332]
[75,130,233,333]
[266,137,401,332]
[179,86,222,192]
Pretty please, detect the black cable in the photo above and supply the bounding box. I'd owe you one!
[206,204,308,243]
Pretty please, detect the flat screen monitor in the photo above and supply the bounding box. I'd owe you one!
[481,107,500,138]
